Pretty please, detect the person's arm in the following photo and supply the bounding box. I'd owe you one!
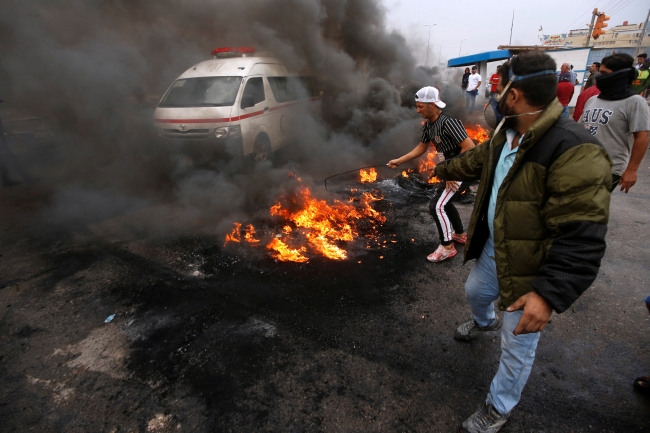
[458,136,475,153]
[444,136,477,192]
[619,130,649,193]
[387,142,429,168]
[509,143,612,335]
[434,139,488,181]
[474,80,482,91]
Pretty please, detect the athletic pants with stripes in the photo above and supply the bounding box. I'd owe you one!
[429,181,470,246]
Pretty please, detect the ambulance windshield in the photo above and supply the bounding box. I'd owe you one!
[158,76,243,107]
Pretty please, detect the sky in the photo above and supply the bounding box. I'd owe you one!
[385,0,649,67]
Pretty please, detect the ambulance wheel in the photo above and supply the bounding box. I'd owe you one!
[252,134,273,163]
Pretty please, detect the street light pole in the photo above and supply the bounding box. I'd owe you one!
[425,24,436,67]
[459,39,467,57]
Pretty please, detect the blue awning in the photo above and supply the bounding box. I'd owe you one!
[447,50,512,68]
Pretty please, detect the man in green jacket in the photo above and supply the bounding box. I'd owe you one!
[434,51,612,433]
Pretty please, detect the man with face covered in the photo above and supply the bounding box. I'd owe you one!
[434,51,612,432]
[579,53,650,194]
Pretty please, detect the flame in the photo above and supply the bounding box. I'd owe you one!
[224,222,242,245]
[360,168,378,183]
[428,176,440,184]
[224,223,260,245]
[267,238,308,263]
[269,187,358,260]
[466,124,490,143]
[244,224,260,243]
[225,178,387,262]
[418,149,438,173]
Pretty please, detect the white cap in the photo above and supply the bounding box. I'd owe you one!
[415,86,446,108]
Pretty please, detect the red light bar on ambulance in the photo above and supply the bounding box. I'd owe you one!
[211,46,257,58]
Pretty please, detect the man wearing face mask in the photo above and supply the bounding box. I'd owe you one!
[434,51,612,433]
[579,53,650,193]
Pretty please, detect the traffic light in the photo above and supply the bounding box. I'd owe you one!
[592,13,610,39]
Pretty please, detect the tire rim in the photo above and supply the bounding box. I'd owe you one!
[254,139,270,161]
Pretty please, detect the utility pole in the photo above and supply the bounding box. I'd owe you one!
[509,10,514,45]
[634,8,650,57]
[585,8,598,48]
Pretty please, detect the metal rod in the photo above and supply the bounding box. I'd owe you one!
[324,165,390,191]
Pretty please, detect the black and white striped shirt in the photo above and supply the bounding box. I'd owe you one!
[421,114,468,160]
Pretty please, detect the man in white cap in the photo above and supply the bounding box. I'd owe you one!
[388,86,475,262]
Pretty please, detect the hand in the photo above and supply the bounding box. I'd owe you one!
[387,159,400,168]
[506,291,552,335]
[619,169,637,193]
[445,181,460,192]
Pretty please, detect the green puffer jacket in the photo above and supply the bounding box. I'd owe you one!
[435,99,612,313]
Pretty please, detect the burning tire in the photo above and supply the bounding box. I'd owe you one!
[253,134,273,163]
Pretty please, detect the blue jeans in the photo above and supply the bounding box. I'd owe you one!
[464,237,541,415]
[465,90,478,111]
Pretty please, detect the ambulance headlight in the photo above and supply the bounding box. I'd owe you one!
[214,127,228,139]
[214,125,241,139]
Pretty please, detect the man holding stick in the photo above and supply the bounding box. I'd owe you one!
[388,86,475,262]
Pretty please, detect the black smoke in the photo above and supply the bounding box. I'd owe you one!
[0,0,447,237]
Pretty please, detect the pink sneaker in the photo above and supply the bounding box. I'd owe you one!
[452,232,467,244]
[426,244,457,262]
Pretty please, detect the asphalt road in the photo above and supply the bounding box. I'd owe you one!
[1,141,649,432]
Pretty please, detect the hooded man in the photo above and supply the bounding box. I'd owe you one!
[434,51,612,433]
[579,53,650,193]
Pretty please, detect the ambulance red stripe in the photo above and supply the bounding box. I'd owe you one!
[154,98,319,124]
[154,109,265,124]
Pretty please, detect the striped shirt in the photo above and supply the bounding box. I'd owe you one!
[421,114,468,160]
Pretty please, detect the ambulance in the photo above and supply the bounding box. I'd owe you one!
[153,46,319,161]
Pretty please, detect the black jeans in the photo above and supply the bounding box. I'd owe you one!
[429,181,471,246]
[610,174,621,192]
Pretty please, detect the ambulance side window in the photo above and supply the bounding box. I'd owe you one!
[268,77,294,103]
[241,77,265,108]
[269,76,319,102]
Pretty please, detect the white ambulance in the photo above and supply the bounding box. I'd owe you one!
[153,46,319,161]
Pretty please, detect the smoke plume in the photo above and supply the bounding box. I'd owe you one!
[0,0,447,237]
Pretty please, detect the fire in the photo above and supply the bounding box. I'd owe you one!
[466,124,490,143]
[360,168,378,183]
[224,178,387,262]
[418,149,438,173]
[267,238,308,263]
[414,149,441,184]
[244,224,260,243]
[224,223,260,246]
[224,222,242,244]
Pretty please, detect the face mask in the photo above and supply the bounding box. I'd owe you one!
[594,68,638,101]
[483,68,556,135]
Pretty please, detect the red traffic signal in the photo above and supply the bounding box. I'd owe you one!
[592,13,610,39]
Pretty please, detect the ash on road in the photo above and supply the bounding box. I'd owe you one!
[1,155,650,432]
